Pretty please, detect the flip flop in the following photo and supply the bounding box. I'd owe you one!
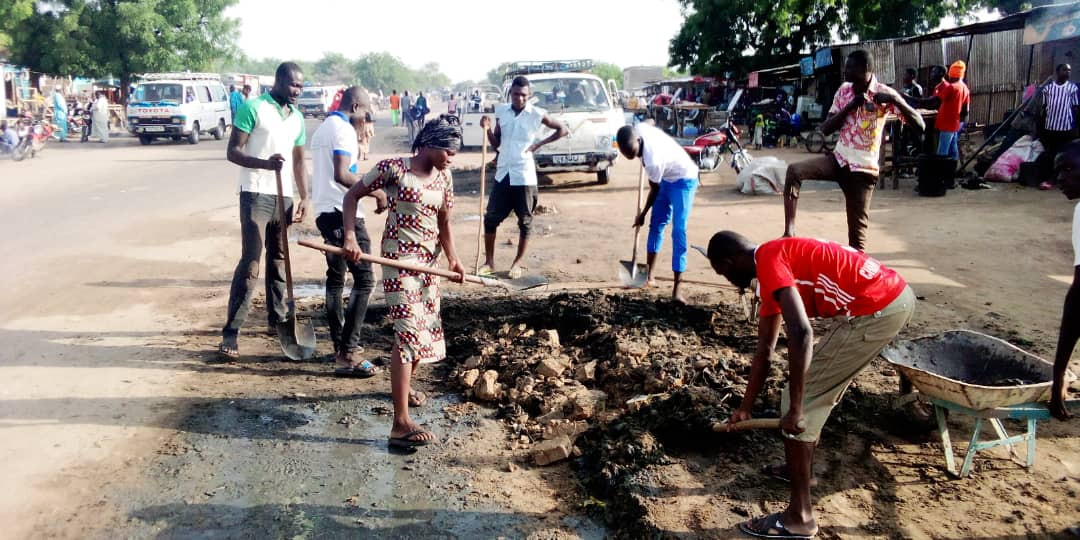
[217,342,239,360]
[739,513,816,539]
[334,360,378,378]
[477,265,495,277]
[388,429,434,448]
[508,266,525,279]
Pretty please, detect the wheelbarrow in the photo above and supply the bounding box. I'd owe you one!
[881,330,1078,477]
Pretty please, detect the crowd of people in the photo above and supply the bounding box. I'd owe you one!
[208,56,1079,538]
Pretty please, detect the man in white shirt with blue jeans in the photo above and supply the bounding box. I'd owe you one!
[617,122,699,304]
[479,76,568,278]
[310,87,387,377]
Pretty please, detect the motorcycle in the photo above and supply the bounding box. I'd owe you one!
[676,121,753,174]
[69,105,91,142]
[11,113,54,161]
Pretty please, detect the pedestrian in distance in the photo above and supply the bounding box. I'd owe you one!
[401,90,415,143]
[218,62,310,359]
[707,231,915,540]
[1038,64,1079,190]
[341,115,466,449]
[359,111,375,161]
[229,84,244,119]
[390,89,401,127]
[616,122,700,304]
[478,76,569,278]
[309,86,388,378]
[783,49,925,252]
[52,88,68,142]
[91,91,110,143]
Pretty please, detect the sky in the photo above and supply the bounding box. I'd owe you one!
[226,1,1001,83]
[226,0,687,82]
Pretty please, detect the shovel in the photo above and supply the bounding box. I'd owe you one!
[619,163,649,288]
[711,417,807,433]
[298,240,548,292]
[274,169,317,361]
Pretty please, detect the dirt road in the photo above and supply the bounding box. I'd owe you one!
[2,106,1078,539]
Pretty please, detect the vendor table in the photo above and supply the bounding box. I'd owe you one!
[879,110,938,189]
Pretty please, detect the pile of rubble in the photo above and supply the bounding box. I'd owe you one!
[441,291,770,467]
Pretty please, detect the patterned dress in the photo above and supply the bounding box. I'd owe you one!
[361,158,454,364]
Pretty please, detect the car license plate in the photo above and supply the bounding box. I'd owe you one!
[144,126,165,133]
[553,154,586,165]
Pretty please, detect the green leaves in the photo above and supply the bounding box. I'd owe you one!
[7,0,239,96]
[669,0,1011,75]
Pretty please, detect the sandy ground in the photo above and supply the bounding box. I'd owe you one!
[0,103,1078,539]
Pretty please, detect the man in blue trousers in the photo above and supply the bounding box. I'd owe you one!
[617,122,699,304]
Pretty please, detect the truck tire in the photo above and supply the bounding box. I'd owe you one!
[139,135,154,146]
[188,122,200,145]
[597,169,610,185]
[213,119,226,140]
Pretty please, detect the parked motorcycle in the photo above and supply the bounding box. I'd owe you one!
[12,114,54,161]
[676,121,753,174]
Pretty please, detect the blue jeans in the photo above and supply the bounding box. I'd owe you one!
[937,130,959,159]
[647,178,698,273]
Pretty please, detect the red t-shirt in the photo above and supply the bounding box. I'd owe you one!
[934,81,970,132]
[755,238,907,319]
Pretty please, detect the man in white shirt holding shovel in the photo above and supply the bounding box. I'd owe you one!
[616,122,700,304]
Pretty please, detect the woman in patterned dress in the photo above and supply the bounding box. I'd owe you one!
[343,115,465,448]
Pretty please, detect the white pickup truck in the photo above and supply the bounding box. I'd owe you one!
[461,60,624,184]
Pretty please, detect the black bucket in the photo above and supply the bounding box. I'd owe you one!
[916,156,957,197]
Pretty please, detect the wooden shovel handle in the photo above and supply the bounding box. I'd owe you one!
[274,169,296,305]
[711,418,807,432]
[630,162,646,269]
[297,239,502,288]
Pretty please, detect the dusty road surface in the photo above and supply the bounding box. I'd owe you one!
[1,106,1078,539]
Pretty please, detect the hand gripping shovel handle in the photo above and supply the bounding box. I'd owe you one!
[298,239,505,288]
[710,418,808,433]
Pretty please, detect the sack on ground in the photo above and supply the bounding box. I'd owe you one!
[985,135,1044,182]
[735,156,785,195]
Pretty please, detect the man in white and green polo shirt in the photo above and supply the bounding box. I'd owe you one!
[219,62,309,359]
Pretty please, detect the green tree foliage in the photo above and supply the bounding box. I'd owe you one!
[668,0,1015,76]
[0,0,35,49]
[486,63,511,85]
[7,0,240,97]
[312,52,352,84]
[592,62,622,88]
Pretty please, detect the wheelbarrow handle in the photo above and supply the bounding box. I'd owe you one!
[297,239,502,288]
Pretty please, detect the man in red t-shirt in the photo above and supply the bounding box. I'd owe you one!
[708,231,915,539]
[911,60,969,160]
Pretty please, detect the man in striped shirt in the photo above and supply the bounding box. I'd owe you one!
[1039,64,1079,190]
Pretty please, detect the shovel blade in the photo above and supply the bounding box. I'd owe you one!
[506,274,550,291]
[618,261,650,288]
[277,318,317,361]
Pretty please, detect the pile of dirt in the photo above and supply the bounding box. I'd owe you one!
[439,291,787,534]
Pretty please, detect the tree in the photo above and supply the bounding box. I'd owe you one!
[0,0,35,49]
[668,0,1014,76]
[592,62,622,88]
[7,0,240,98]
[486,63,510,85]
[312,52,353,84]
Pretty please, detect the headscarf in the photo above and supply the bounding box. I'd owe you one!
[412,114,462,153]
[948,60,966,80]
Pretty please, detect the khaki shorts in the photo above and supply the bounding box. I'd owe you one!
[781,286,915,443]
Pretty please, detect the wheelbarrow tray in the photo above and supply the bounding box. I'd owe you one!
[881,330,1060,411]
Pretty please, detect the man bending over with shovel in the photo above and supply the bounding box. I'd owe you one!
[707,231,914,539]
[616,122,699,304]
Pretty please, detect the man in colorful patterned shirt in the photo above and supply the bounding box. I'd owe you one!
[783,50,925,251]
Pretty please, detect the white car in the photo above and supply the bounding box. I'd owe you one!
[127,73,231,145]
[514,68,623,184]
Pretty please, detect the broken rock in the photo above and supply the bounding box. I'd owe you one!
[536,355,570,379]
[473,370,502,401]
[463,355,482,369]
[532,436,573,466]
[460,369,480,388]
[569,389,607,420]
[576,360,597,383]
[542,420,588,441]
[539,329,561,349]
